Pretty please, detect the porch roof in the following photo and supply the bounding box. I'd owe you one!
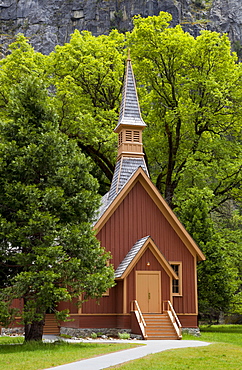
[115,236,178,280]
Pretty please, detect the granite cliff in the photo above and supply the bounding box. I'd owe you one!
[0,0,241,54]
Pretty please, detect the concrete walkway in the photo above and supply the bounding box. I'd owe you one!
[43,337,210,370]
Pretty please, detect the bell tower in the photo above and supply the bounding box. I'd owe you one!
[114,53,146,160]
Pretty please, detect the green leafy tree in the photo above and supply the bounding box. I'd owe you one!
[48,29,126,194]
[128,12,242,210]
[176,188,241,320]
[127,13,242,317]
[0,77,114,341]
[0,34,47,119]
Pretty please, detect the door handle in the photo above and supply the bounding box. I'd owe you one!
[148,292,151,300]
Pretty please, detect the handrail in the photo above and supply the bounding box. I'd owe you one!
[163,300,182,339]
[131,300,147,339]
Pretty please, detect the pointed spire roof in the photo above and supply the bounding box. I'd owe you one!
[114,53,146,132]
[95,52,149,222]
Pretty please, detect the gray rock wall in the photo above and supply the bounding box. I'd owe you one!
[0,1,241,54]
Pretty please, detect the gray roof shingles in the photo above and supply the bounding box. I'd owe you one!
[115,236,150,278]
[115,59,146,131]
[95,157,149,221]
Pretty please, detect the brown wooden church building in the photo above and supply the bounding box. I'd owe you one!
[57,56,206,340]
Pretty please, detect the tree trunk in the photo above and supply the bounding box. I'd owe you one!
[24,318,45,342]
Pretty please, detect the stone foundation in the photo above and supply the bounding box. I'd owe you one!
[182,327,201,337]
[1,327,24,336]
[60,327,142,340]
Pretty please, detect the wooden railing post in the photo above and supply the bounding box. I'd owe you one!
[131,300,147,339]
[163,300,182,339]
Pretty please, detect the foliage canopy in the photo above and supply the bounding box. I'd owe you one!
[0,12,241,327]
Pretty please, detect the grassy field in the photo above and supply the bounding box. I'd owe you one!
[0,338,138,370]
[0,325,241,370]
[107,325,242,370]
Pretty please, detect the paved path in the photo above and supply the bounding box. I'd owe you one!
[43,338,210,370]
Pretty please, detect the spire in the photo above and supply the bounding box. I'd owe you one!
[96,53,149,219]
[115,54,146,132]
[115,53,146,160]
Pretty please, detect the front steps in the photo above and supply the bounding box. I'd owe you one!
[143,313,181,340]
[43,314,60,335]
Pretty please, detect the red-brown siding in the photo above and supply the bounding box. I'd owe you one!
[96,181,197,315]
[61,314,131,329]
[178,315,198,328]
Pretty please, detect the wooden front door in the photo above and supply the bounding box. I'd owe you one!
[136,271,161,313]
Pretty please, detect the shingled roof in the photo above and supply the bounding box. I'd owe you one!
[115,236,179,280]
[115,236,150,278]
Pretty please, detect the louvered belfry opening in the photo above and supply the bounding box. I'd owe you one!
[114,54,146,160]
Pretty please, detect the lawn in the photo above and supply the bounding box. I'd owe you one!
[0,338,138,370]
[106,325,242,370]
[0,326,241,370]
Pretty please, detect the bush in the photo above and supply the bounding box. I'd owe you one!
[118,332,130,340]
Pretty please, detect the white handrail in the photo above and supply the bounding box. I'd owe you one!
[131,300,147,339]
[163,300,182,339]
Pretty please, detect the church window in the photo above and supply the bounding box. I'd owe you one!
[170,262,182,296]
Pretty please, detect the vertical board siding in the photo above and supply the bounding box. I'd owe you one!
[178,315,198,328]
[58,299,78,314]
[82,285,117,313]
[96,181,197,315]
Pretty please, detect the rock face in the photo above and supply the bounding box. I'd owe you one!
[0,0,241,54]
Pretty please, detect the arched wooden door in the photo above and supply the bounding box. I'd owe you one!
[136,271,161,313]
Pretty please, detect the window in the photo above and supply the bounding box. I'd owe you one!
[125,130,141,142]
[125,130,132,141]
[170,262,182,296]
[133,131,140,142]
[118,132,123,146]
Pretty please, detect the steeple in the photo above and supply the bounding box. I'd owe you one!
[96,53,149,219]
[114,53,146,160]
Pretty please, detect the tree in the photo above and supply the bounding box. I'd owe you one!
[176,188,241,320]
[128,12,242,210]
[0,34,47,119]
[0,77,114,341]
[48,29,126,194]
[127,12,242,317]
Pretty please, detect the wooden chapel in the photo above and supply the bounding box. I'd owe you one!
[57,55,206,339]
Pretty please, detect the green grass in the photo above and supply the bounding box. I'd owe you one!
[1,325,242,370]
[186,324,242,346]
[0,336,24,344]
[107,343,242,369]
[106,325,242,369]
[0,339,138,370]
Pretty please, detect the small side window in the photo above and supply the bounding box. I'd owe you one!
[118,132,123,146]
[170,262,182,296]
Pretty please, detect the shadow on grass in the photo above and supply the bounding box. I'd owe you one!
[201,325,242,334]
[0,340,112,354]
